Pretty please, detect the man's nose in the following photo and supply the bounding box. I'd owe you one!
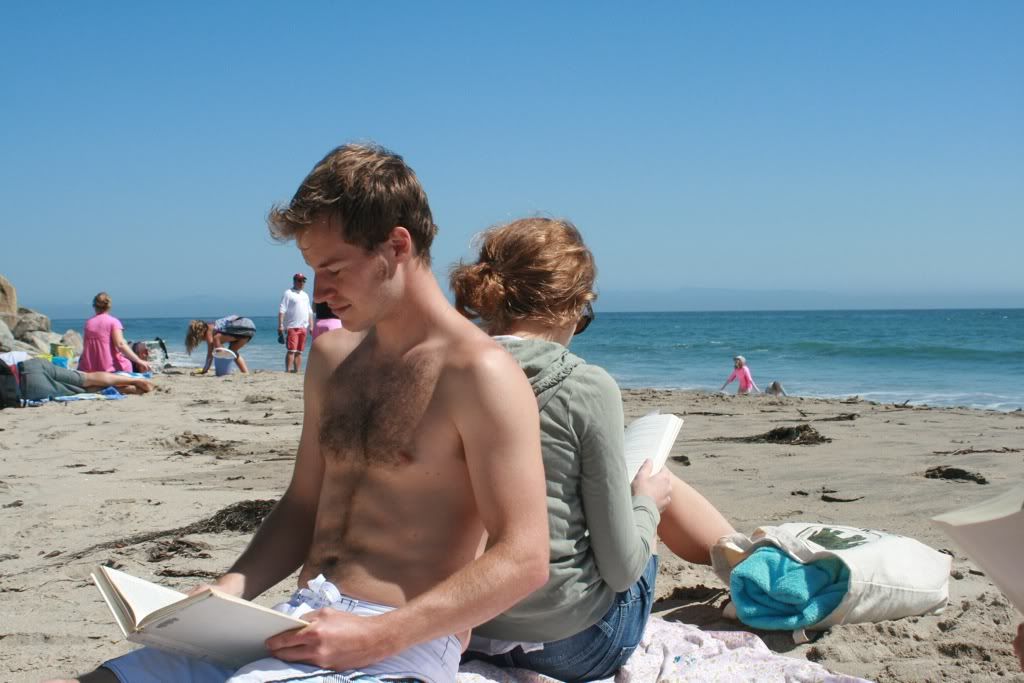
[313,278,330,302]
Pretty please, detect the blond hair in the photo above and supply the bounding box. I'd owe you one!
[92,292,112,313]
[449,217,596,334]
[185,320,209,355]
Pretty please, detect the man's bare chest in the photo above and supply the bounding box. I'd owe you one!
[319,353,447,466]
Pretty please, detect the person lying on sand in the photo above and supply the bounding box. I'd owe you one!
[2,352,153,401]
[47,142,550,683]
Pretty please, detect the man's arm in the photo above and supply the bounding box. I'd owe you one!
[267,342,550,669]
[212,339,332,599]
[401,345,551,628]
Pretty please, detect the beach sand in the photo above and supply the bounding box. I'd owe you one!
[1,372,1022,682]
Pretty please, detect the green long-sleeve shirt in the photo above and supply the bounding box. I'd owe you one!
[474,338,660,643]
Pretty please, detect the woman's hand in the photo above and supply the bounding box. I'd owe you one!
[134,359,151,373]
[631,460,672,512]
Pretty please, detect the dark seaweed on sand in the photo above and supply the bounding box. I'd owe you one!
[184,499,276,534]
[713,423,832,445]
[46,499,279,566]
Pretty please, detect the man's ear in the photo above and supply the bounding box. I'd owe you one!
[386,226,414,263]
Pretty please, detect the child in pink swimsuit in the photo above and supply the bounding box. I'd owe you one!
[720,355,760,395]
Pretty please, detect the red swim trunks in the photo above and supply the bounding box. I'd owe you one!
[286,327,308,352]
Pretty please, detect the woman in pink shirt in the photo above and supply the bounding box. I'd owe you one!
[311,301,342,340]
[77,292,150,373]
[720,355,759,395]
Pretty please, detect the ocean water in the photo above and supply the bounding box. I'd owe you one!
[51,309,1024,411]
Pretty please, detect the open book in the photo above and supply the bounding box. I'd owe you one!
[623,412,684,480]
[932,486,1024,613]
[92,565,306,668]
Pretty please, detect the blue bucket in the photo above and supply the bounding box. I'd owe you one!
[212,347,237,376]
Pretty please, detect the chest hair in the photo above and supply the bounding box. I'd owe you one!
[319,344,443,467]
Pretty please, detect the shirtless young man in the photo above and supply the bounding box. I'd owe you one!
[51,144,550,683]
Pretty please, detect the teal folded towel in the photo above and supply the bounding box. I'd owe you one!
[730,546,850,630]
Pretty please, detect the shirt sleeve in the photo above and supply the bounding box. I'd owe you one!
[279,292,289,315]
[725,368,739,384]
[571,365,660,592]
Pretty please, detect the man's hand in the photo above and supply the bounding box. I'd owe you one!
[631,460,672,512]
[266,608,391,671]
[186,572,246,598]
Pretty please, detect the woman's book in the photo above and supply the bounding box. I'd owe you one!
[932,486,1024,613]
[623,412,684,480]
[91,565,306,668]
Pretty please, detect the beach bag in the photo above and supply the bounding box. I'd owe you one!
[711,522,951,630]
[0,359,21,409]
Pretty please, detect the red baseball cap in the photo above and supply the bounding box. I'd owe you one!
[293,273,307,281]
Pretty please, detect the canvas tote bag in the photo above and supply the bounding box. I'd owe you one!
[711,522,951,629]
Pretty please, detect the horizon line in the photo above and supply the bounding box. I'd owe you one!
[43,305,1024,321]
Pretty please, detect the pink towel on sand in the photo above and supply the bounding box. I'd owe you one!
[456,617,870,683]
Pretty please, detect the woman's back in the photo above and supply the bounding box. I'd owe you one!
[475,338,659,643]
[79,312,130,373]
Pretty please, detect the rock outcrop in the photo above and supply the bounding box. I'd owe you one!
[22,330,63,354]
[0,319,15,352]
[0,275,16,330]
[61,329,84,356]
[13,307,51,339]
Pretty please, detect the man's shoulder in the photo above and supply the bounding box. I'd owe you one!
[312,328,366,368]
[437,322,522,391]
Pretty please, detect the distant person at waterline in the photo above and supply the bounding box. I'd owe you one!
[720,355,759,395]
[278,272,313,373]
[184,315,255,374]
[765,380,787,397]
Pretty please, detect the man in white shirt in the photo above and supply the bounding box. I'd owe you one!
[278,273,314,372]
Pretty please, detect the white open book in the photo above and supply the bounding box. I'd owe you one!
[623,412,684,480]
[932,486,1024,613]
[92,565,306,668]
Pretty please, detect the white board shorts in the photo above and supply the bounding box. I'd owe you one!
[103,576,460,683]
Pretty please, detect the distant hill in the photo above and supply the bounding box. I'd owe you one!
[33,287,1022,319]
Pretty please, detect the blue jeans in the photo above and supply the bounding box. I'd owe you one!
[474,555,658,682]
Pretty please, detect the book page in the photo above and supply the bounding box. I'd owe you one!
[622,412,684,480]
[933,486,1024,613]
[91,568,136,637]
[96,566,187,626]
[138,590,307,668]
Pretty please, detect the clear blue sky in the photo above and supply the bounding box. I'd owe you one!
[2,2,1022,316]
